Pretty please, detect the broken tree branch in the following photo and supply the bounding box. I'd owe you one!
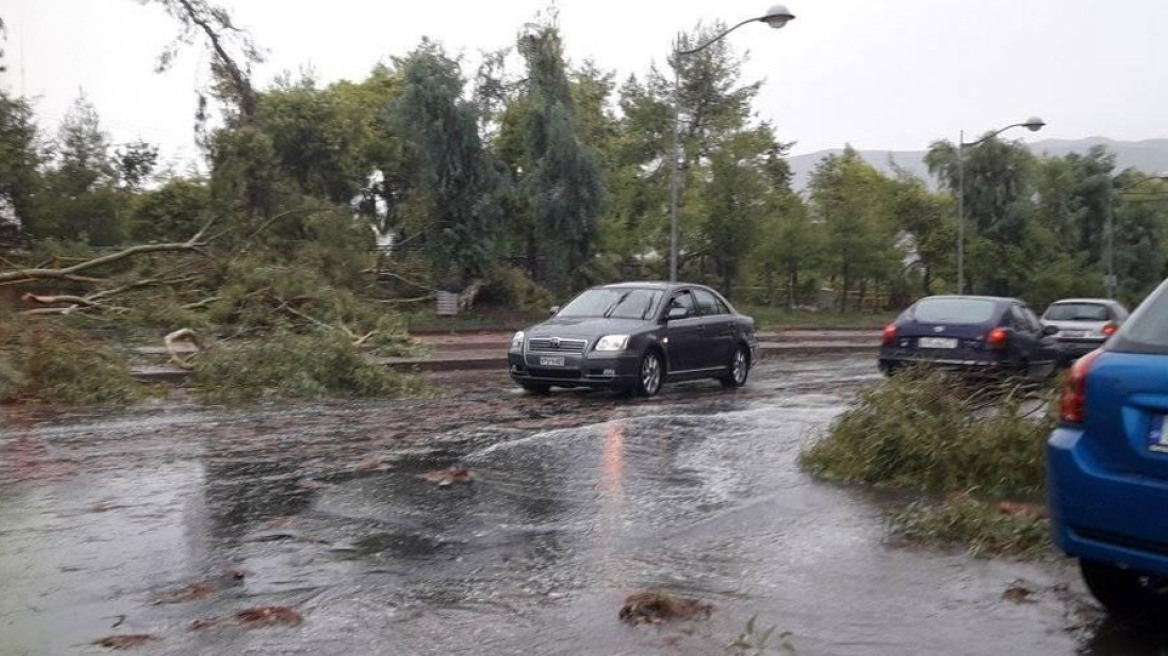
[0,234,207,284]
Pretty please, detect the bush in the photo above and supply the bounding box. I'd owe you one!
[890,495,1050,557]
[191,330,427,404]
[0,318,143,405]
[799,368,1056,498]
[478,265,556,312]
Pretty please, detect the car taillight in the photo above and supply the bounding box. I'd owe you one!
[882,324,898,346]
[986,327,1009,350]
[1101,322,1117,337]
[1060,349,1103,423]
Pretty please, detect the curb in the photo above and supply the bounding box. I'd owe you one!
[131,342,877,381]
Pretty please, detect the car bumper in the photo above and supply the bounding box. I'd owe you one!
[878,350,1016,372]
[1054,339,1106,359]
[507,351,641,388]
[1048,426,1168,576]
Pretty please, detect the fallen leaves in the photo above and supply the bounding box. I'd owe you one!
[996,501,1048,521]
[422,466,474,487]
[92,634,158,650]
[154,582,215,604]
[618,590,713,625]
[234,605,304,628]
[187,605,304,633]
[1002,582,1037,604]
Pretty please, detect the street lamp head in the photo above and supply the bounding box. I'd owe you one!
[762,4,795,28]
[1023,116,1046,132]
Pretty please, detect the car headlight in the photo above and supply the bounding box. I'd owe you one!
[511,331,525,351]
[594,335,630,351]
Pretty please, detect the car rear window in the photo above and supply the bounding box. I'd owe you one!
[1107,282,1168,355]
[911,298,997,324]
[1044,303,1110,321]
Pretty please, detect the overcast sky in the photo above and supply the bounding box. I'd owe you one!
[4,0,1166,165]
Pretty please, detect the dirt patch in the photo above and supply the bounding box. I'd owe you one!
[154,581,217,604]
[618,590,713,625]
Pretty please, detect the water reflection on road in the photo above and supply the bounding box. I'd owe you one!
[0,356,1162,655]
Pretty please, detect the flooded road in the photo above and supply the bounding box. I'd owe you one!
[0,355,1162,655]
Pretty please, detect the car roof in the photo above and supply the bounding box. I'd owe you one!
[598,281,714,291]
[916,294,1020,305]
[1048,298,1117,305]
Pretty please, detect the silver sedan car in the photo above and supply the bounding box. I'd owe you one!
[1040,298,1129,362]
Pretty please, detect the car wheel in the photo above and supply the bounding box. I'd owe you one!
[719,345,750,388]
[635,350,663,397]
[1081,559,1168,621]
[521,383,551,395]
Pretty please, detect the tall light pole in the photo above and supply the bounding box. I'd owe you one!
[1104,173,1168,298]
[955,117,1045,294]
[668,4,795,283]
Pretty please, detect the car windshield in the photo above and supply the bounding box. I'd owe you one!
[1108,282,1168,355]
[911,298,997,324]
[1044,303,1110,321]
[556,288,663,320]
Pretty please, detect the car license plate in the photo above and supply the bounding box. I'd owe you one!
[918,337,957,349]
[1149,415,1168,453]
[539,356,566,367]
[1062,330,1086,338]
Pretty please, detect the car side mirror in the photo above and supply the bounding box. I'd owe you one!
[667,307,689,321]
[1042,325,1058,337]
[549,306,560,317]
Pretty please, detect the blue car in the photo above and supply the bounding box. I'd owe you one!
[879,295,1061,377]
[1048,280,1168,618]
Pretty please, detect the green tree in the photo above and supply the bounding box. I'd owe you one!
[0,91,42,238]
[517,19,605,290]
[926,137,1037,295]
[809,147,899,311]
[36,95,128,245]
[390,40,498,281]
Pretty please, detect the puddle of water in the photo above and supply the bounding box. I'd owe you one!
[0,356,1161,655]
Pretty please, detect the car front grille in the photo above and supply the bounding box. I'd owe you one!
[527,337,588,353]
[527,367,582,380]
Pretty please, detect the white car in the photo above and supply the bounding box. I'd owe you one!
[1041,298,1129,362]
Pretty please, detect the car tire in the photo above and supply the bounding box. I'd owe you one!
[719,345,750,388]
[635,350,663,397]
[521,383,551,395]
[1080,559,1168,621]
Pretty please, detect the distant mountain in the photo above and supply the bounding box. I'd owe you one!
[787,138,1168,191]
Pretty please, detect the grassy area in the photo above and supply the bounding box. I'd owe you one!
[737,305,898,330]
[890,495,1051,558]
[800,368,1058,557]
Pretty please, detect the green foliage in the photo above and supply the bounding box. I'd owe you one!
[191,330,426,404]
[390,40,499,282]
[0,319,142,405]
[479,265,555,313]
[0,90,42,235]
[809,147,900,309]
[130,177,211,242]
[799,368,1056,498]
[518,19,606,290]
[890,495,1050,557]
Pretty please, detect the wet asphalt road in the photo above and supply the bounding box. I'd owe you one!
[1,355,1166,655]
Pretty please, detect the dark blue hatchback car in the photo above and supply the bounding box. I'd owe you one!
[879,295,1060,377]
[1048,280,1168,618]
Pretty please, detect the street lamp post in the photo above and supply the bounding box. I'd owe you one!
[955,117,1045,294]
[1104,173,1168,298]
[668,4,795,283]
